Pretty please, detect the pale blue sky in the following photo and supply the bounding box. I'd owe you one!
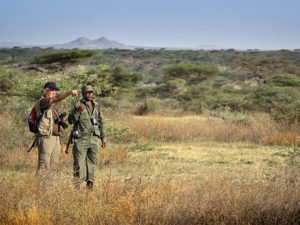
[1,0,299,49]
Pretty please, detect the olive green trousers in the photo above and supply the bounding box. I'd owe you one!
[72,136,100,183]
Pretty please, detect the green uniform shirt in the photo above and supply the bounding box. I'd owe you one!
[68,99,106,142]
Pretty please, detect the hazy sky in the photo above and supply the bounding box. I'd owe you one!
[1,0,299,49]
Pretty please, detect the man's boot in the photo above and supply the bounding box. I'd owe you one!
[87,181,93,191]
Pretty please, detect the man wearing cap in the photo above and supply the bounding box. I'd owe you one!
[35,81,78,176]
[68,85,106,190]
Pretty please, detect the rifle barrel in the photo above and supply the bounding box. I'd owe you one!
[27,136,37,152]
[65,134,72,154]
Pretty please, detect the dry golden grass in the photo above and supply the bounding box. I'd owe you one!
[1,169,299,225]
[1,113,300,224]
[115,113,300,146]
[1,141,300,225]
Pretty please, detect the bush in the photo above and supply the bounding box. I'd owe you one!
[163,64,218,84]
[270,73,300,87]
[210,107,255,126]
[134,100,158,115]
[251,84,300,123]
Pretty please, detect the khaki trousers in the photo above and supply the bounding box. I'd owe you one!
[36,135,61,176]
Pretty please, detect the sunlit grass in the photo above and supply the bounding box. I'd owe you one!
[114,113,300,146]
[0,113,300,224]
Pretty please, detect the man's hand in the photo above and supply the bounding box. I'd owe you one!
[71,90,78,96]
[78,105,84,112]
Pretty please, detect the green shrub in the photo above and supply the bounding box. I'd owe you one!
[270,73,300,87]
[134,100,158,115]
[163,64,218,84]
[210,107,255,125]
[251,85,300,123]
[106,124,135,144]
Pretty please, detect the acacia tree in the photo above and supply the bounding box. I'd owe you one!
[31,50,96,72]
[157,64,218,98]
[163,64,218,84]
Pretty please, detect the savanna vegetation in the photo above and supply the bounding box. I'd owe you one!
[0,47,300,224]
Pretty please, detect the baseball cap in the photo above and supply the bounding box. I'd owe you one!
[82,85,93,93]
[44,82,59,91]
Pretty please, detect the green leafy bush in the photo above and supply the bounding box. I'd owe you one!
[270,73,300,87]
[251,84,300,123]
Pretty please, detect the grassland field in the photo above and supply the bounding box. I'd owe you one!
[0,114,300,225]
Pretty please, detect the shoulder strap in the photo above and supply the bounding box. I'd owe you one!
[73,100,83,129]
[35,99,44,123]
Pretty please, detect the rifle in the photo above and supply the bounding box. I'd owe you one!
[28,135,38,152]
[65,130,74,154]
[65,116,80,154]
[65,130,73,154]
[65,98,83,154]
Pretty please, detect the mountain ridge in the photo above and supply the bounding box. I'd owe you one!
[0,37,224,50]
[53,36,127,49]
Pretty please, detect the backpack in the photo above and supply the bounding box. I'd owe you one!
[28,104,43,133]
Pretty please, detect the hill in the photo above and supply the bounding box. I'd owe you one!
[0,36,130,49]
[54,36,128,49]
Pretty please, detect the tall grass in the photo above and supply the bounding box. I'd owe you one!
[1,165,299,225]
[1,112,300,224]
[116,113,300,146]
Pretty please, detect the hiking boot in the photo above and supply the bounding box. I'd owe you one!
[87,181,94,190]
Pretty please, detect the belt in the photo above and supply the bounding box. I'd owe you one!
[80,132,94,137]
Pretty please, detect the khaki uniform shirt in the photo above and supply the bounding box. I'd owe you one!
[39,91,72,136]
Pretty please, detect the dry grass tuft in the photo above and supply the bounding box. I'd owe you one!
[99,148,129,166]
